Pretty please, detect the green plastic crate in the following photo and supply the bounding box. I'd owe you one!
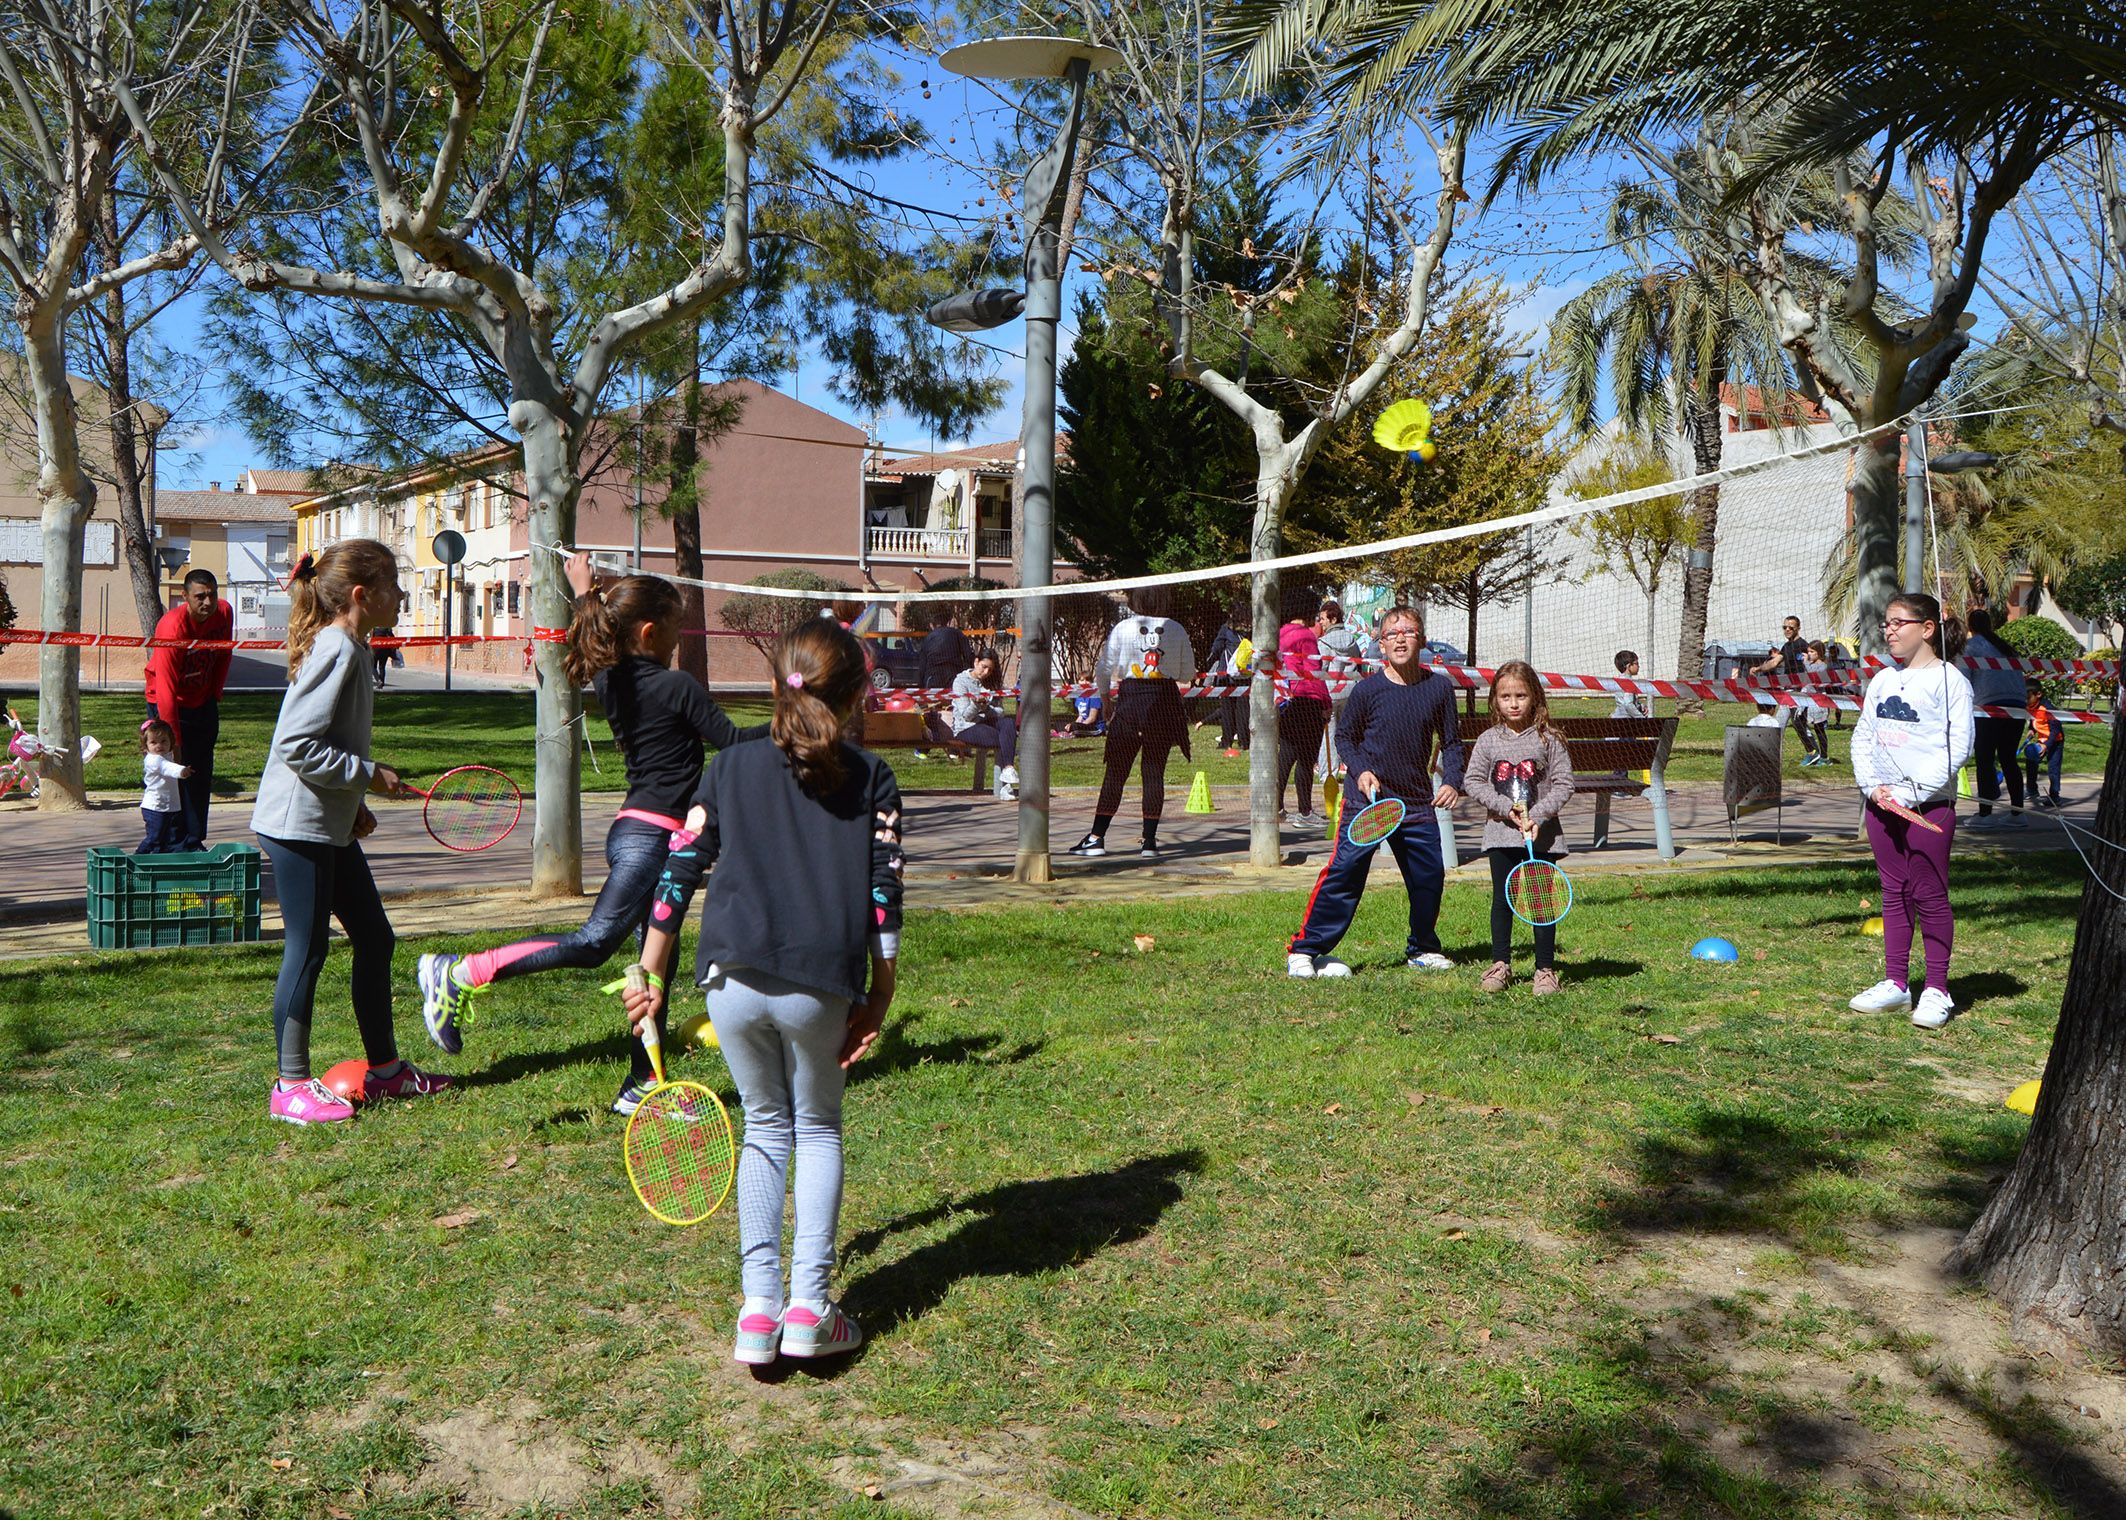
[86,843,263,949]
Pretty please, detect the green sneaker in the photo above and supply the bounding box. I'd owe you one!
[417,952,477,1054]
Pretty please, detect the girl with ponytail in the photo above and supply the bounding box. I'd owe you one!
[417,551,766,1115]
[624,614,904,1365]
[252,539,450,1124]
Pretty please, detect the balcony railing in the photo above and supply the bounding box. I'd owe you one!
[866,527,1017,562]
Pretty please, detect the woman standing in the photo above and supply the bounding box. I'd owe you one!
[1068,590,1195,860]
[1961,607,2027,828]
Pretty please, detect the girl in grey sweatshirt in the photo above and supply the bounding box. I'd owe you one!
[252,540,450,1126]
[1460,662,1577,996]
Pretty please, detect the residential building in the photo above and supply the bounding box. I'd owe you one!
[297,383,1075,685]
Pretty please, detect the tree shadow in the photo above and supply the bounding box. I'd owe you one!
[1585,1106,1883,1239]
[841,1150,1205,1338]
[1464,1104,2126,1518]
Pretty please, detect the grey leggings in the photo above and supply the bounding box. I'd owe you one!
[708,965,851,1305]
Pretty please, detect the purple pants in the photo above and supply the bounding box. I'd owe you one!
[1864,799,1956,992]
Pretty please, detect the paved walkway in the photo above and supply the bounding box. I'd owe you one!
[0,775,2101,960]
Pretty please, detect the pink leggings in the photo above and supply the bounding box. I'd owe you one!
[1864,799,1956,992]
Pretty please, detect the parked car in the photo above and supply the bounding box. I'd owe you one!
[1702,641,1775,682]
[1421,640,1468,668]
[867,633,924,692]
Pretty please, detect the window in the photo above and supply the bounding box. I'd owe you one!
[507,581,521,616]
[491,583,505,617]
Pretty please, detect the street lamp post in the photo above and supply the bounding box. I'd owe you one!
[929,35,1118,884]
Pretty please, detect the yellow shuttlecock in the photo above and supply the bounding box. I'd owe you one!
[2004,1079,2041,1115]
[1862,915,1884,937]
[1373,399,1434,456]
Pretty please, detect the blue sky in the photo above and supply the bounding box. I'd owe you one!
[153,31,2031,490]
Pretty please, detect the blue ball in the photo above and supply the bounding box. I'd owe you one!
[1691,936,1739,963]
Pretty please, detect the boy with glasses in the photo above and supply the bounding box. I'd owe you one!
[1286,605,1465,977]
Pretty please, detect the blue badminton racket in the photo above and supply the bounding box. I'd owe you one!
[1505,836,1573,927]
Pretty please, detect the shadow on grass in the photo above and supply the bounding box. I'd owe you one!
[1952,970,2032,1004]
[1465,1105,2126,1518]
[1587,1106,1883,1238]
[842,1150,1205,1337]
[847,1017,1044,1088]
[456,1034,634,1090]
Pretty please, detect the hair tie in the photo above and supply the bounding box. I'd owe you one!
[139,719,156,733]
[785,671,806,690]
[281,552,315,589]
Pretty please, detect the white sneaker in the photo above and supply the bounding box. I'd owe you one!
[1407,952,1454,972]
[1294,811,1319,826]
[1911,987,1956,1029]
[1286,952,1317,979]
[998,765,1019,788]
[1314,956,1353,978]
[1849,979,1911,1014]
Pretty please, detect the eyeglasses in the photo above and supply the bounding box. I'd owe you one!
[1880,618,1927,631]
[1379,629,1421,641]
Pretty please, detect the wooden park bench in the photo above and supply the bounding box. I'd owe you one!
[1436,714,1680,865]
[863,707,996,793]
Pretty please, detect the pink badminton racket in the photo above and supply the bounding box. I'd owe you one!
[403,765,522,852]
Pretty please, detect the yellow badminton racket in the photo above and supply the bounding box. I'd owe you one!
[621,965,736,1226]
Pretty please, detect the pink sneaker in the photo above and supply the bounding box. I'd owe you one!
[270,1078,355,1125]
[362,1062,455,1102]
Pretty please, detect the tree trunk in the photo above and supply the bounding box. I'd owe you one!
[514,398,584,899]
[1673,392,1725,709]
[26,312,91,809]
[668,363,707,689]
[96,199,165,638]
[1850,429,1903,659]
[1947,709,2126,1353]
[1246,446,1300,869]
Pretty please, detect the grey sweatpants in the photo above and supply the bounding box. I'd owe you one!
[707,964,851,1305]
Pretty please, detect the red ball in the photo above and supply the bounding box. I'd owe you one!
[321,1059,372,1102]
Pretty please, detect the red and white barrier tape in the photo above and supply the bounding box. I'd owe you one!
[4,624,2111,723]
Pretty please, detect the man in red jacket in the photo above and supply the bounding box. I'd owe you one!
[144,569,233,850]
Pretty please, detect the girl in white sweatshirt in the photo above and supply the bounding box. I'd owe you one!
[1849,593,1974,1030]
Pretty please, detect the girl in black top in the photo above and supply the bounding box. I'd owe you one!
[626,617,904,1364]
[416,552,765,1113]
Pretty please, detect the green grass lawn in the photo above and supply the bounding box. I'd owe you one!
[2,856,2106,1518]
[26,690,2115,797]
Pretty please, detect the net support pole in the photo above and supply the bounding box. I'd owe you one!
[1903,415,1927,595]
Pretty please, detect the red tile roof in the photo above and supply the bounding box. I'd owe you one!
[870,434,1072,480]
[1720,383,1832,427]
[153,490,300,523]
[241,468,315,495]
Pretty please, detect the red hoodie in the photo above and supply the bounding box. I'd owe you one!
[145,600,234,726]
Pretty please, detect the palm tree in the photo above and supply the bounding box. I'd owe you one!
[1548,166,1806,702]
[1229,0,2105,654]
[1227,0,2126,1365]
